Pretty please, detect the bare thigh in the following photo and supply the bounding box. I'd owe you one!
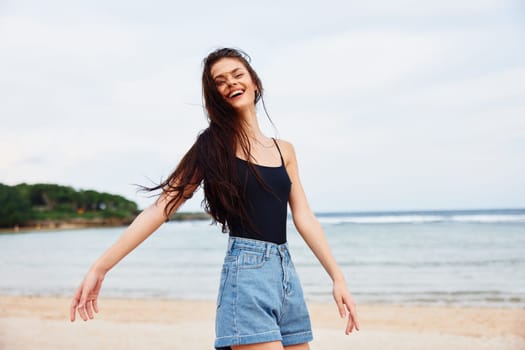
[232,342,310,350]
[285,343,310,350]
[232,341,283,350]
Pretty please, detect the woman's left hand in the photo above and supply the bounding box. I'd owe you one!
[333,280,360,334]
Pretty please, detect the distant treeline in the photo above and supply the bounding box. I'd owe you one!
[0,183,139,228]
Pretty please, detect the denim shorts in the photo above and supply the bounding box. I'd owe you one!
[214,237,313,349]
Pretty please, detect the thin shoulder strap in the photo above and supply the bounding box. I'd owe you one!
[272,137,285,166]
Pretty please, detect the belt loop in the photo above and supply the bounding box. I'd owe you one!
[282,243,288,257]
[227,237,234,253]
[279,245,286,259]
[265,243,271,260]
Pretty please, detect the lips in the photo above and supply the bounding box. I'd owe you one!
[228,89,244,99]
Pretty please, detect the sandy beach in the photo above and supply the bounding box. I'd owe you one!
[1,295,524,350]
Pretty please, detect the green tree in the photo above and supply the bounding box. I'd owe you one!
[0,183,33,227]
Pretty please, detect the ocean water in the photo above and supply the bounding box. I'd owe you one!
[0,209,524,308]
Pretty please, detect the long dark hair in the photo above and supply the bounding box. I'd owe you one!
[141,48,271,234]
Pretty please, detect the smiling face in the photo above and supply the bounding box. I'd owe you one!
[210,57,258,111]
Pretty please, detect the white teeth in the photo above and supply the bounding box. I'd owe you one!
[229,90,244,98]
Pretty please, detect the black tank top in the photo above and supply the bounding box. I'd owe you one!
[229,138,291,244]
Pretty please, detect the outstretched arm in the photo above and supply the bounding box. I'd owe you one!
[281,140,360,334]
[70,184,198,322]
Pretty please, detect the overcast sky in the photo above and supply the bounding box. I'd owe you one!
[1,0,524,212]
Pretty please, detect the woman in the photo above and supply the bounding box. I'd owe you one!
[70,47,359,350]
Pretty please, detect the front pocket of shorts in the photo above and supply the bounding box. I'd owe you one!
[238,251,266,269]
[216,265,228,308]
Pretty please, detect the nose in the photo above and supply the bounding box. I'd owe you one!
[224,75,239,87]
[226,78,238,87]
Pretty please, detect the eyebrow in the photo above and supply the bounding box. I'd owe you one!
[212,67,243,81]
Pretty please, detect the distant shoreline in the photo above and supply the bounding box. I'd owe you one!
[0,220,132,234]
[0,212,210,234]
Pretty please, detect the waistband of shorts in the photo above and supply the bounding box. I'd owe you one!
[227,236,289,257]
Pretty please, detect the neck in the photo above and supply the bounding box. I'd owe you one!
[237,106,265,140]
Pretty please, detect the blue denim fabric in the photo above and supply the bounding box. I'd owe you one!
[214,237,313,349]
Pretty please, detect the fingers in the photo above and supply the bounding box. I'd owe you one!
[86,299,94,319]
[335,287,360,335]
[334,293,346,319]
[345,316,354,335]
[71,272,104,322]
[77,285,91,321]
[70,287,82,322]
[92,278,102,314]
[93,298,99,313]
[347,302,360,331]
[344,305,355,335]
[77,301,88,321]
[333,281,361,335]
[343,296,360,334]
[70,297,78,322]
[75,297,98,321]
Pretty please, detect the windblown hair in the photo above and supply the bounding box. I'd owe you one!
[141,48,271,234]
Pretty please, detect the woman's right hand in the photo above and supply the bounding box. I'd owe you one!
[70,268,105,322]
[68,193,192,322]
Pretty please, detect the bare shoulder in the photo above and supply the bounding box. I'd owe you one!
[274,138,297,166]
